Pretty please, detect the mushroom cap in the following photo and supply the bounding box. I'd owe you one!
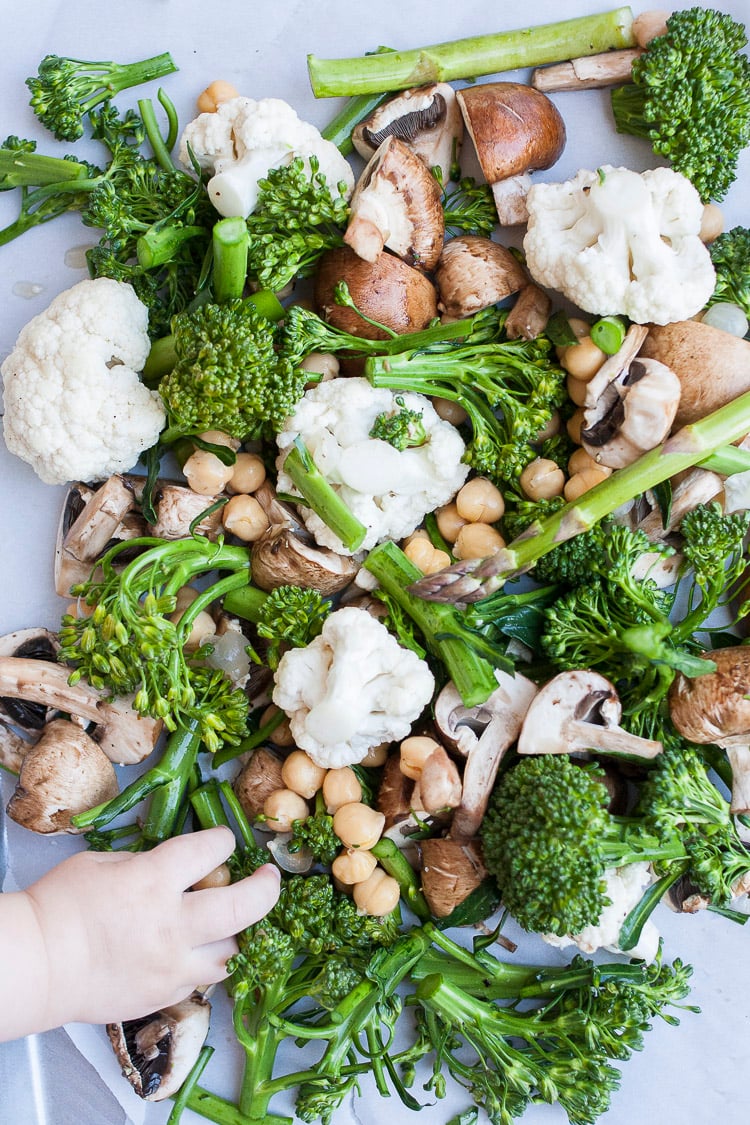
[233,746,285,820]
[250,523,359,594]
[352,82,463,178]
[314,246,438,339]
[456,81,566,182]
[517,670,621,756]
[0,628,60,733]
[435,235,528,319]
[669,646,750,745]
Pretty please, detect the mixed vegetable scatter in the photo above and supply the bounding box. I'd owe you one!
[2,4,750,1124]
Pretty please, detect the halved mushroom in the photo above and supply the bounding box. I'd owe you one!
[637,467,724,542]
[456,82,566,225]
[434,235,528,320]
[6,718,119,834]
[55,476,140,596]
[517,670,663,760]
[434,672,538,839]
[0,721,36,774]
[233,746,286,821]
[251,523,359,595]
[0,656,161,765]
[314,246,438,339]
[419,836,488,918]
[352,82,463,181]
[344,136,445,270]
[108,991,211,1101]
[147,483,225,542]
[413,744,462,817]
[0,628,60,734]
[669,646,750,814]
[581,356,682,470]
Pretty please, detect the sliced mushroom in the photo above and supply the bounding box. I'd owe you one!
[352,83,463,180]
[637,468,725,542]
[6,718,119,834]
[416,745,462,816]
[517,670,663,760]
[233,746,286,821]
[344,136,445,270]
[504,282,552,341]
[435,672,538,839]
[434,235,528,320]
[314,246,438,339]
[581,356,682,469]
[0,628,60,733]
[669,646,750,814]
[108,991,211,1101]
[377,751,415,829]
[0,721,35,774]
[532,48,644,92]
[419,836,487,918]
[0,656,161,765]
[147,483,224,542]
[456,82,566,225]
[55,476,140,597]
[251,524,359,595]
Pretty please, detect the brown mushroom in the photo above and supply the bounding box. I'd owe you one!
[504,282,552,341]
[377,751,415,829]
[251,523,359,595]
[55,476,140,596]
[456,82,566,225]
[6,718,119,834]
[581,357,682,470]
[314,246,438,339]
[434,235,528,320]
[415,744,462,816]
[107,991,211,1101]
[233,746,286,821]
[344,136,445,270]
[0,628,60,734]
[669,646,750,814]
[640,319,750,428]
[352,82,464,181]
[419,836,488,918]
[147,483,224,541]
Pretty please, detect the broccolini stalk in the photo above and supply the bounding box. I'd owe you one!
[307,9,635,96]
[212,216,249,302]
[282,437,367,552]
[137,91,178,172]
[414,389,750,603]
[0,138,90,187]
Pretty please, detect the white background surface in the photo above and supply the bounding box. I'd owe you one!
[1,1,749,1123]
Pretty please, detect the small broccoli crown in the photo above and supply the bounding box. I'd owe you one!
[256,584,331,670]
[289,811,342,866]
[708,226,750,317]
[679,501,750,590]
[160,300,307,439]
[638,741,730,838]
[369,396,427,451]
[610,8,750,201]
[481,755,612,936]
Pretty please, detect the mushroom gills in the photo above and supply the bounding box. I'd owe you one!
[108,992,211,1101]
[352,83,463,180]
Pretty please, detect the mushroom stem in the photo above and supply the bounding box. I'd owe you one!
[725,742,750,816]
[566,719,663,760]
[531,48,642,92]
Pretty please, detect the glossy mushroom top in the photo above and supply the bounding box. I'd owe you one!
[456,81,566,182]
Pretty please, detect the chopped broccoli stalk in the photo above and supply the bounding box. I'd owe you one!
[282,437,367,552]
[58,535,251,752]
[610,9,750,201]
[212,216,249,302]
[0,136,90,187]
[707,226,750,317]
[26,52,178,141]
[369,396,427,451]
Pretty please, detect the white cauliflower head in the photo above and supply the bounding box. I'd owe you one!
[272,606,435,768]
[542,862,660,963]
[1,278,165,486]
[179,96,355,218]
[276,377,469,554]
[523,165,716,325]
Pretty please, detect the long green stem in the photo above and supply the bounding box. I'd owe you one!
[307,8,635,96]
[77,52,179,112]
[140,722,202,842]
[371,837,431,921]
[138,95,177,171]
[283,437,367,552]
[184,1084,290,1125]
[0,150,90,188]
[212,216,249,302]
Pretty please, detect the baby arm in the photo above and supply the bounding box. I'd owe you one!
[0,826,280,1041]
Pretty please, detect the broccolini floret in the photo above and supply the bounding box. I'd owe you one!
[26,52,178,141]
[707,225,750,318]
[255,584,332,670]
[610,8,750,201]
[369,395,427,451]
[678,502,750,631]
[289,793,342,866]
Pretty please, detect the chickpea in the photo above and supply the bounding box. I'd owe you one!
[263,788,309,832]
[699,202,724,244]
[561,336,606,382]
[281,750,327,799]
[555,317,589,362]
[222,494,271,542]
[331,848,378,886]
[183,450,234,496]
[423,548,451,575]
[359,743,389,768]
[300,352,340,382]
[432,397,468,426]
[455,477,505,523]
[332,802,385,850]
[568,448,613,477]
[261,704,295,747]
[453,522,506,562]
[566,408,585,445]
[400,735,441,781]
[228,452,267,495]
[435,502,467,544]
[182,609,216,652]
[566,373,589,407]
[564,468,612,502]
[198,430,240,450]
[196,79,240,113]
[172,586,200,614]
[192,862,232,891]
[534,410,561,443]
[519,458,566,501]
[323,767,362,813]
[65,597,94,618]
[352,868,401,917]
[403,535,438,572]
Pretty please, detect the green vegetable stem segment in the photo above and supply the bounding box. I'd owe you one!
[307,8,635,96]
[212,216,249,303]
[591,315,627,354]
[282,436,367,552]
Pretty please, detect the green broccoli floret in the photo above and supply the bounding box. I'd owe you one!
[289,794,342,866]
[369,396,427,451]
[255,585,331,670]
[481,755,685,937]
[707,226,750,318]
[676,501,750,639]
[26,52,178,141]
[610,8,750,201]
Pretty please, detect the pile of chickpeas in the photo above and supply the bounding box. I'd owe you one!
[182,430,272,543]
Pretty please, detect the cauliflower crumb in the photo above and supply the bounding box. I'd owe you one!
[276,377,469,554]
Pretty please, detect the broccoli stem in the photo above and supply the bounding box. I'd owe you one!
[75,53,178,112]
[222,584,269,623]
[364,540,501,706]
[212,216,249,303]
[184,1085,289,1125]
[140,721,203,842]
[307,8,635,96]
[166,1046,214,1125]
[136,222,206,269]
[0,150,90,188]
[283,437,367,552]
[138,94,177,172]
[371,837,431,921]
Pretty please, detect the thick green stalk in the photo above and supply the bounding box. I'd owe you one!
[184,1084,290,1125]
[212,216,249,302]
[413,389,750,602]
[283,437,367,552]
[77,53,178,111]
[371,837,431,921]
[222,583,270,623]
[136,222,205,269]
[140,722,202,842]
[0,150,90,188]
[364,540,500,706]
[307,9,635,96]
[138,95,177,171]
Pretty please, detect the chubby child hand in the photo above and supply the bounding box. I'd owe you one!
[0,827,280,1041]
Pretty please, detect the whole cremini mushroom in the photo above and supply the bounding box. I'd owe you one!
[314,246,438,338]
[456,81,566,225]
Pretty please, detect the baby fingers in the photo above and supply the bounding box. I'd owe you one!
[183,863,281,947]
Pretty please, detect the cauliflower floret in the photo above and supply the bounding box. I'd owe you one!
[1,278,165,486]
[543,862,660,963]
[523,165,716,325]
[276,377,469,554]
[179,96,354,218]
[272,606,435,768]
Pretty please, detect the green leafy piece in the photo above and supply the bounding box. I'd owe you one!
[707,226,750,317]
